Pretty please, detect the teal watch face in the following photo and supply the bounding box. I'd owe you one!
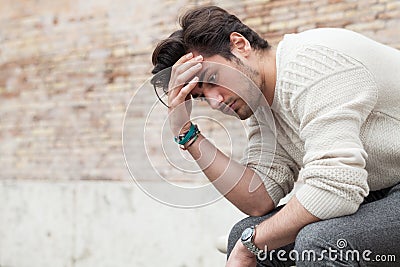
[241,227,253,241]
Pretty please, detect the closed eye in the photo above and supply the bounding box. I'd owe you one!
[208,73,217,84]
[192,94,207,102]
[192,93,205,99]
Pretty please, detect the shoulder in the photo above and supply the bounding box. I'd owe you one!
[276,28,370,76]
[278,44,366,88]
[275,39,376,112]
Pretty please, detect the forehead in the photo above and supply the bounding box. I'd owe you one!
[189,52,243,94]
[192,51,228,64]
[191,52,235,80]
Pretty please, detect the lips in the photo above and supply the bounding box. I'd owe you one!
[229,100,236,111]
[221,100,236,114]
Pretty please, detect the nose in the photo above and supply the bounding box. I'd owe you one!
[204,89,224,110]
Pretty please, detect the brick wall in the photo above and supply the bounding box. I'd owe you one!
[1,0,399,181]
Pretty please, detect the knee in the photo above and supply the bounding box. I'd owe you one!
[294,222,343,265]
[295,223,326,252]
[295,221,342,250]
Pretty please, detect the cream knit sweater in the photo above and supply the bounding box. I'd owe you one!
[242,28,400,219]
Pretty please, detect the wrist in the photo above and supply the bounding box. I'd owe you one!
[241,225,266,258]
[174,123,201,150]
[181,132,200,150]
[238,240,257,258]
[172,121,191,136]
[179,121,192,135]
[253,225,265,250]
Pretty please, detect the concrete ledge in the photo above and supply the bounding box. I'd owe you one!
[0,180,244,267]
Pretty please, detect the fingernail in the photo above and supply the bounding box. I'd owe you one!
[186,52,193,58]
[193,76,199,81]
[195,55,203,60]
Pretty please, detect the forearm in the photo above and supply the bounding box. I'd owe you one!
[187,134,274,216]
[254,196,320,251]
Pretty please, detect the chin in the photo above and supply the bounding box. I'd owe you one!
[236,106,253,120]
[235,111,252,120]
[239,113,252,120]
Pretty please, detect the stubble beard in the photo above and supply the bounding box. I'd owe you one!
[233,59,264,120]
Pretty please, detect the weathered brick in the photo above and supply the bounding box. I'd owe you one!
[244,17,263,26]
[268,21,289,31]
[270,6,290,15]
[297,23,317,32]
[345,9,381,22]
[0,0,399,182]
[387,1,400,10]
[345,20,386,31]
[317,2,357,13]
[370,3,386,12]
[378,9,400,19]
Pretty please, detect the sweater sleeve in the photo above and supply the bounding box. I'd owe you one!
[289,50,379,219]
[240,108,299,207]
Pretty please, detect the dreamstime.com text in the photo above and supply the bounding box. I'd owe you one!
[257,239,396,263]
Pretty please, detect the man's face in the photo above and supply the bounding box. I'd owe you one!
[189,52,263,120]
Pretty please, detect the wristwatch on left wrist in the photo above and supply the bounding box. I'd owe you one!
[241,225,265,257]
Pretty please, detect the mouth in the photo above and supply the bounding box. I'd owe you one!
[221,100,236,115]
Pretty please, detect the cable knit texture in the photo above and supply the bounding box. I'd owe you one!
[242,28,400,219]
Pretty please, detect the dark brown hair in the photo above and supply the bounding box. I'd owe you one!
[151,6,270,90]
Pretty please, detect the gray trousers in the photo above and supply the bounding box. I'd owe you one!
[227,183,400,266]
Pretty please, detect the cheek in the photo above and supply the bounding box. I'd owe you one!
[218,86,237,99]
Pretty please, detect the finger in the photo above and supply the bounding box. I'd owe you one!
[179,76,198,98]
[173,62,202,89]
[175,52,193,65]
[168,61,201,99]
[169,53,201,80]
[185,93,192,114]
[173,76,199,103]
[171,56,203,84]
[168,54,202,98]
[171,54,202,78]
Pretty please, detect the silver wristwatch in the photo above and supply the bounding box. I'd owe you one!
[241,226,265,257]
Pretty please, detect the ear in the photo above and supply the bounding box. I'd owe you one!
[230,32,252,58]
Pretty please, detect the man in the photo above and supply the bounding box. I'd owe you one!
[151,5,400,266]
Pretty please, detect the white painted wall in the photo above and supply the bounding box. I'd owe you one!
[0,180,245,267]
